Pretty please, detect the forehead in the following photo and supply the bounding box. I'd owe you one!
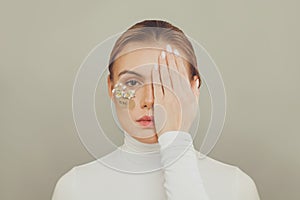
[112,43,191,79]
[113,48,161,76]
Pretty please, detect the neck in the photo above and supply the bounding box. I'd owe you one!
[131,134,158,144]
[121,131,160,153]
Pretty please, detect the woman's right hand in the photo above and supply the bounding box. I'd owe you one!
[152,45,198,138]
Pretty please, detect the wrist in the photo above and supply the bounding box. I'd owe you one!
[157,130,192,149]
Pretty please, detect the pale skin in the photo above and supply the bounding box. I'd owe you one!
[107,43,200,144]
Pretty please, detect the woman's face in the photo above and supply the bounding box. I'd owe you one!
[107,43,197,144]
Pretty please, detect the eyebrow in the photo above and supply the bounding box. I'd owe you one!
[118,70,143,78]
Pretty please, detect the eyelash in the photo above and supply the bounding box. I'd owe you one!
[125,79,142,87]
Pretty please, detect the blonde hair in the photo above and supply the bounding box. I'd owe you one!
[108,19,201,88]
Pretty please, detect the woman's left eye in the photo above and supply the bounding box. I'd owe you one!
[125,80,140,87]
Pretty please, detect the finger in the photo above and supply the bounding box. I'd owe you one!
[173,48,190,88]
[165,45,180,89]
[151,64,165,134]
[158,50,172,94]
[167,45,181,90]
[151,64,163,99]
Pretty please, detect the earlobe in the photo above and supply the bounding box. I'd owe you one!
[191,75,199,89]
[191,75,200,99]
[195,79,200,88]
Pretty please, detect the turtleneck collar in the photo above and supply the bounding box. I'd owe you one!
[121,131,161,154]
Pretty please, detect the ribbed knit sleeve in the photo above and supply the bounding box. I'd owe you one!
[158,131,210,200]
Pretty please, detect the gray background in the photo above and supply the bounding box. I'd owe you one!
[1,0,299,200]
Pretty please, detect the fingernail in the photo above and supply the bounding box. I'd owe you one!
[174,49,180,56]
[154,63,158,70]
[161,51,166,59]
[166,44,172,53]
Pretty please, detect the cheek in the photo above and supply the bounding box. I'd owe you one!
[128,98,138,121]
[114,97,136,111]
[115,98,128,107]
[114,98,137,122]
[129,99,136,110]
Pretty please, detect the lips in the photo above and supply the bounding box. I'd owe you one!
[136,115,154,127]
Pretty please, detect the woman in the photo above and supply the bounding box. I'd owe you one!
[52,20,260,200]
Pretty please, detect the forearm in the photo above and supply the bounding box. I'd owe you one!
[158,131,210,200]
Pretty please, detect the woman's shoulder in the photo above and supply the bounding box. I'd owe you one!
[55,159,111,181]
[197,152,257,182]
[72,159,114,176]
[54,160,101,179]
[196,152,238,174]
[196,151,256,182]
[195,152,260,199]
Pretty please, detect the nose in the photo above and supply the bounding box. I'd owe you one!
[140,84,154,109]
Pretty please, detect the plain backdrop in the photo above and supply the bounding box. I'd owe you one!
[1,0,299,200]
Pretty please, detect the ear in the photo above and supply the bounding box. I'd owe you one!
[107,75,113,99]
[191,75,200,101]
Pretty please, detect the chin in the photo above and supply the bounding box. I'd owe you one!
[125,127,156,139]
[132,134,158,144]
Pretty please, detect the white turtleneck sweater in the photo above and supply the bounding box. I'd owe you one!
[51,131,260,200]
